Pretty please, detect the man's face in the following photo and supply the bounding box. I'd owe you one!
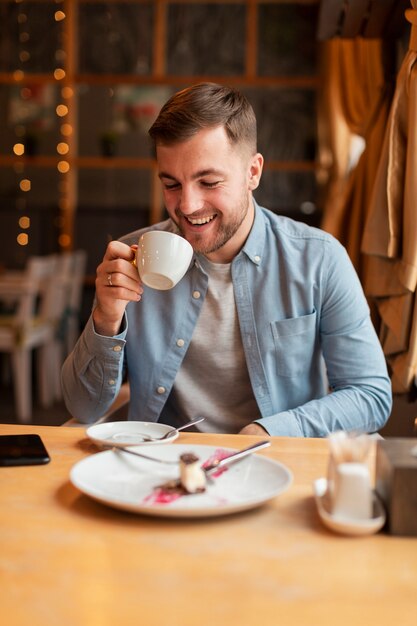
[156,126,263,263]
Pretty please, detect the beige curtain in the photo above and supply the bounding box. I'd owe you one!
[361,2,417,393]
[318,38,393,279]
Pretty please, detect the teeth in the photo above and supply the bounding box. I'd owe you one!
[188,215,215,225]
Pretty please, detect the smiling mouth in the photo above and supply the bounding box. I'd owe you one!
[185,215,216,226]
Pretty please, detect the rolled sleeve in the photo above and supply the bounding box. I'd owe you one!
[255,413,304,437]
[61,314,127,423]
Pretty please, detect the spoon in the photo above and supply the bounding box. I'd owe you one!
[138,417,205,443]
[110,417,205,445]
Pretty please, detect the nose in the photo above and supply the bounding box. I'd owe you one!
[177,185,204,215]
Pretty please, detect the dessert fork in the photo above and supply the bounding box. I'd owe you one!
[115,439,271,471]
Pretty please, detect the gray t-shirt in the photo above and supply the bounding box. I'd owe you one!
[167,256,260,433]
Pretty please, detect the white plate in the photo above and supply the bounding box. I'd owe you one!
[86,421,179,447]
[313,478,386,536]
[70,444,293,518]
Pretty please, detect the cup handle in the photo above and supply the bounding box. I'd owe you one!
[130,245,138,268]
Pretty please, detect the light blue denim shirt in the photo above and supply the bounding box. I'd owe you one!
[62,202,392,436]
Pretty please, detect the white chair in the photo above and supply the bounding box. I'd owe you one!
[0,255,58,422]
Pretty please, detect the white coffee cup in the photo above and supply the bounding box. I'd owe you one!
[331,462,373,520]
[136,231,193,290]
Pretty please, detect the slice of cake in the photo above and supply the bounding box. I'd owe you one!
[179,452,206,494]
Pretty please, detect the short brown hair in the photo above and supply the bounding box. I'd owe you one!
[149,82,257,153]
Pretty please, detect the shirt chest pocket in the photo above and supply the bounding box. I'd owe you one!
[270,311,317,377]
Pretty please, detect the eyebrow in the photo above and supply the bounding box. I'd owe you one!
[158,168,225,181]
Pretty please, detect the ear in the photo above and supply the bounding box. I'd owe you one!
[248,153,264,191]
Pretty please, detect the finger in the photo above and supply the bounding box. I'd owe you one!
[98,253,140,286]
[104,284,142,303]
[96,274,142,308]
[105,270,143,295]
[104,240,135,262]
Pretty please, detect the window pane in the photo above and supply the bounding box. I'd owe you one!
[78,168,151,211]
[0,165,60,207]
[255,170,318,219]
[78,2,153,74]
[258,3,319,76]
[76,170,151,275]
[167,3,245,75]
[0,84,61,157]
[0,206,60,268]
[78,84,173,157]
[74,207,149,276]
[0,1,62,73]
[243,88,317,161]
[0,166,61,267]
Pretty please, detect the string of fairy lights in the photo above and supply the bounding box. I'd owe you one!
[12,0,72,249]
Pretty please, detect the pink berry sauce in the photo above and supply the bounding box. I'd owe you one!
[143,448,231,506]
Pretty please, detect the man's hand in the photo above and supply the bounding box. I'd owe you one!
[239,423,269,436]
[93,241,143,337]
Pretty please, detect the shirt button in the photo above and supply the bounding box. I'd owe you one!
[108,379,116,386]
[113,345,122,352]
[157,386,166,395]
[254,255,261,263]
[193,290,201,299]
[176,339,185,347]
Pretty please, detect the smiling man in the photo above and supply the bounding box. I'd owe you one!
[154,120,262,263]
[62,82,392,437]
[158,128,258,261]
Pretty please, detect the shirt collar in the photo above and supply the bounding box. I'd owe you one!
[239,199,266,267]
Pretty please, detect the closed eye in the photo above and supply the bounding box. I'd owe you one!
[163,182,180,190]
[201,181,221,188]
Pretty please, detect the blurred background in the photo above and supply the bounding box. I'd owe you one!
[0,1,414,431]
[0,1,327,316]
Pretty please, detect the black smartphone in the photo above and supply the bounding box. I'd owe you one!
[0,434,50,466]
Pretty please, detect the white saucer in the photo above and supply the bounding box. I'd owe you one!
[313,478,386,536]
[86,421,179,447]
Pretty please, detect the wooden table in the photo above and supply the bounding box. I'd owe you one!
[1,424,416,626]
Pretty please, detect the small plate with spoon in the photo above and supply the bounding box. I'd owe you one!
[86,418,204,448]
